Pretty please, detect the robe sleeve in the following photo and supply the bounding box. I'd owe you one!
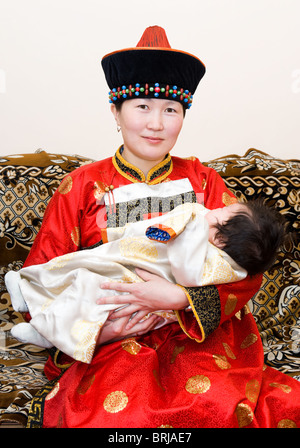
[23,167,104,268]
[24,174,81,267]
[175,158,263,342]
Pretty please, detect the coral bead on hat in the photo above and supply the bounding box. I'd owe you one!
[101,26,205,109]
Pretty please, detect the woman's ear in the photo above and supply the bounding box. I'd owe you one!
[110,104,120,126]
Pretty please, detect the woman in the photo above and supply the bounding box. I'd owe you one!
[25,26,300,428]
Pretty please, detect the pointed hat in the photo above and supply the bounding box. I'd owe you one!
[101,26,205,109]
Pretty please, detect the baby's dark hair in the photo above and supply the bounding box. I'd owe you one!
[214,200,286,276]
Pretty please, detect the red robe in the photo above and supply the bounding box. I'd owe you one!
[25,148,300,428]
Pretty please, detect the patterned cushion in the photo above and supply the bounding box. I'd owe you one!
[203,148,300,375]
[0,150,94,426]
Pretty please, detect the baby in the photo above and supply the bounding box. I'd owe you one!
[5,200,284,363]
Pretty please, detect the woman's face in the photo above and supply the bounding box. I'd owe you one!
[111,98,184,170]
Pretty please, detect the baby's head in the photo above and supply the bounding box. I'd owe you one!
[205,200,286,276]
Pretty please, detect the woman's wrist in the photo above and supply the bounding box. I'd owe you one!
[174,284,189,310]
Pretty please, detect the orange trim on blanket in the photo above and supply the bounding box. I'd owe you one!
[101,228,108,244]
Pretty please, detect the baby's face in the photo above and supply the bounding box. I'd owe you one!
[205,203,248,247]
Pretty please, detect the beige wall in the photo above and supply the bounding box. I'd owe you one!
[0,0,299,162]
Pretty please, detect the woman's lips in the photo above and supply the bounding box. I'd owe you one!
[143,136,164,144]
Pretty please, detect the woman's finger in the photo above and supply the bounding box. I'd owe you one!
[125,311,150,330]
[96,293,134,305]
[108,304,140,319]
[100,281,133,293]
[129,314,162,335]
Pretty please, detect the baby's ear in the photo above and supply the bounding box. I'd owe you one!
[209,231,225,249]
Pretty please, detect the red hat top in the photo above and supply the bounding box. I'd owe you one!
[136,25,172,48]
[101,26,205,109]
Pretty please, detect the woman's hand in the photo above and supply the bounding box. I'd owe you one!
[97,313,163,346]
[97,268,188,330]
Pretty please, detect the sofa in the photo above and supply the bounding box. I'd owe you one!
[0,148,299,427]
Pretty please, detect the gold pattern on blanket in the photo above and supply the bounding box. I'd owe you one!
[40,298,53,312]
[200,251,241,286]
[119,236,158,262]
[71,320,102,363]
[121,271,142,283]
[45,252,75,270]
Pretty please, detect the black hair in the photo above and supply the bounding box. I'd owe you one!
[214,200,286,276]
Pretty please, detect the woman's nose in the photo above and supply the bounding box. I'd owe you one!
[147,112,164,131]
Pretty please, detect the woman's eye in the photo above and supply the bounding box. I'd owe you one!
[137,104,149,110]
[165,107,177,113]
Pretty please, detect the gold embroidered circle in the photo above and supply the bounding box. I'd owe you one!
[235,403,254,428]
[103,391,128,413]
[185,375,211,394]
[58,175,73,194]
[245,379,260,403]
[45,382,60,401]
[277,419,297,428]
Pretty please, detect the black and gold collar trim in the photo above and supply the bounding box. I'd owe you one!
[112,146,173,185]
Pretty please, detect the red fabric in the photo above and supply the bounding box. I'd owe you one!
[24,154,300,428]
[43,319,300,428]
